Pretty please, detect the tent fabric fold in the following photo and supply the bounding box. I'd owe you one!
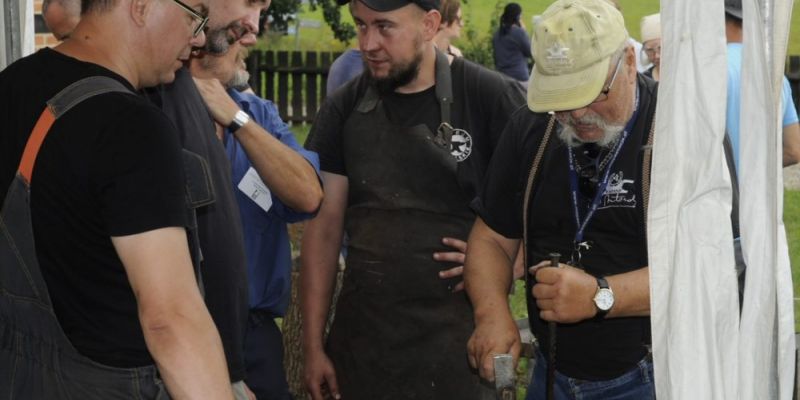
[650,0,795,398]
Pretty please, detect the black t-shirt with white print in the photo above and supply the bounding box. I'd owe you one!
[474,75,658,381]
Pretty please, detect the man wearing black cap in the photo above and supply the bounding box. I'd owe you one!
[301,0,525,398]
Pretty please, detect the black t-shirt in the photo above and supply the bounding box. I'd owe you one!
[306,56,526,202]
[474,75,658,380]
[145,67,249,382]
[0,48,187,367]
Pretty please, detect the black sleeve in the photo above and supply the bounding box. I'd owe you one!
[305,95,348,175]
[91,98,187,236]
[472,108,547,239]
[305,75,371,176]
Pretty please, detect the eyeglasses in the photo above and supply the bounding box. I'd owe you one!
[590,55,623,104]
[170,0,209,37]
[643,46,661,56]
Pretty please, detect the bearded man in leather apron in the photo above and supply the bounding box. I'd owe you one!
[300,0,525,399]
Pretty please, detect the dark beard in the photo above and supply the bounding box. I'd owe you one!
[366,51,423,94]
[205,23,248,55]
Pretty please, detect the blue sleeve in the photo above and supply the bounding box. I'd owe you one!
[243,93,321,223]
[516,27,532,58]
[782,77,799,126]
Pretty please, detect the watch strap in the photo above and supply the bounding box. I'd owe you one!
[227,110,250,132]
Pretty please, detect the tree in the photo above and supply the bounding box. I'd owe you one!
[266,0,356,44]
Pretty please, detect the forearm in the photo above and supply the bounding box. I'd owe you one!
[300,215,344,354]
[782,122,800,167]
[464,218,519,323]
[142,300,233,399]
[235,121,323,212]
[606,266,650,318]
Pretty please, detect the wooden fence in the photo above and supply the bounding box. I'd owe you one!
[245,50,343,125]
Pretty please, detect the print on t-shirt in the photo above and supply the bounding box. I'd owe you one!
[599,170,637,209]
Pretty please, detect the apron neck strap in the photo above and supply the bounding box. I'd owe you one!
[434,49,453,126]
[355,49,453,126]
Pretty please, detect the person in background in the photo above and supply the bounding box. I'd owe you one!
[326,47,364,95]
[492,2,532,83]
[434,0,464,58]
[724,0,800,169]
[640,13,661,81]
[41,0,80,40]
[190,40,323,400]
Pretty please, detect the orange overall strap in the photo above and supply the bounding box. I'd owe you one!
[18,107,56,185]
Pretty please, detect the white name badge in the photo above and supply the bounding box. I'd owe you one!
[237,167,272,212]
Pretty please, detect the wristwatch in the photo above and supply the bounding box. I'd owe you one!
[228,110,250,132]
[592,276,614,320]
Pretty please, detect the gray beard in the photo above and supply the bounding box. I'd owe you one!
[227,69,251,91]
[556,112,626,148]
[558,124,624,148]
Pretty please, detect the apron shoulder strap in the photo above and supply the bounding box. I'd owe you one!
[521,115,556,271]
[18,76,133,184]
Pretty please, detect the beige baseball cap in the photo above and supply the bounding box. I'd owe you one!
[527,0,628,112]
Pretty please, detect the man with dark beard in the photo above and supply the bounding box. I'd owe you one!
[190,40,323,400]
[300,0,525,399]
[144,0,269,398]
[465,0,656,399]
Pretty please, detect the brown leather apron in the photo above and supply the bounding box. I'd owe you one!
[326,52,493,399]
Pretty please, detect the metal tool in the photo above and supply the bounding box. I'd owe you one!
[493,353,516,400]
[546,252,561,400]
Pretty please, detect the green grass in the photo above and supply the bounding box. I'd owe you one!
[259,1,800,56]
[786,190,800,331]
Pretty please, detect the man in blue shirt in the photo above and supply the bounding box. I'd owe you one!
[190,41,323,400]
[725,0,800,171]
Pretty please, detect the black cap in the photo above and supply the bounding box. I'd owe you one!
[336,0,440,12]
[725,0,742,19]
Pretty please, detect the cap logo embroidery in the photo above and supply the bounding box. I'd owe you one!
[546,42,572,67]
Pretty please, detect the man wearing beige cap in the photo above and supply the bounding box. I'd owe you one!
[465,0,656,398]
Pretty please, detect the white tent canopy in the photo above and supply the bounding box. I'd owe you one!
[650,0,796,398]
[1,0,35,71]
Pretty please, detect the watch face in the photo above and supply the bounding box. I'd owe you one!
[594,288,614,311]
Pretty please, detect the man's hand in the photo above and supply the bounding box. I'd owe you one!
[529,261,598,323]
[303,349,341,400]
[467,313,522,382]
[434,237,467,292]
[193,77,241,127]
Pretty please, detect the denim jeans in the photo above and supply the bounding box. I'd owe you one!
[525,350,655,400]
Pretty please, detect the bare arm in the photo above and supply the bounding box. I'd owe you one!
[464,217,521,381]
[194,77,323,213]
[300,172,348,400]
[112,227,232,400]
[531,262,650,323]
[782,122,800,167]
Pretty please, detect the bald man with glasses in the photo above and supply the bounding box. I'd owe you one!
[0,0,237,398]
